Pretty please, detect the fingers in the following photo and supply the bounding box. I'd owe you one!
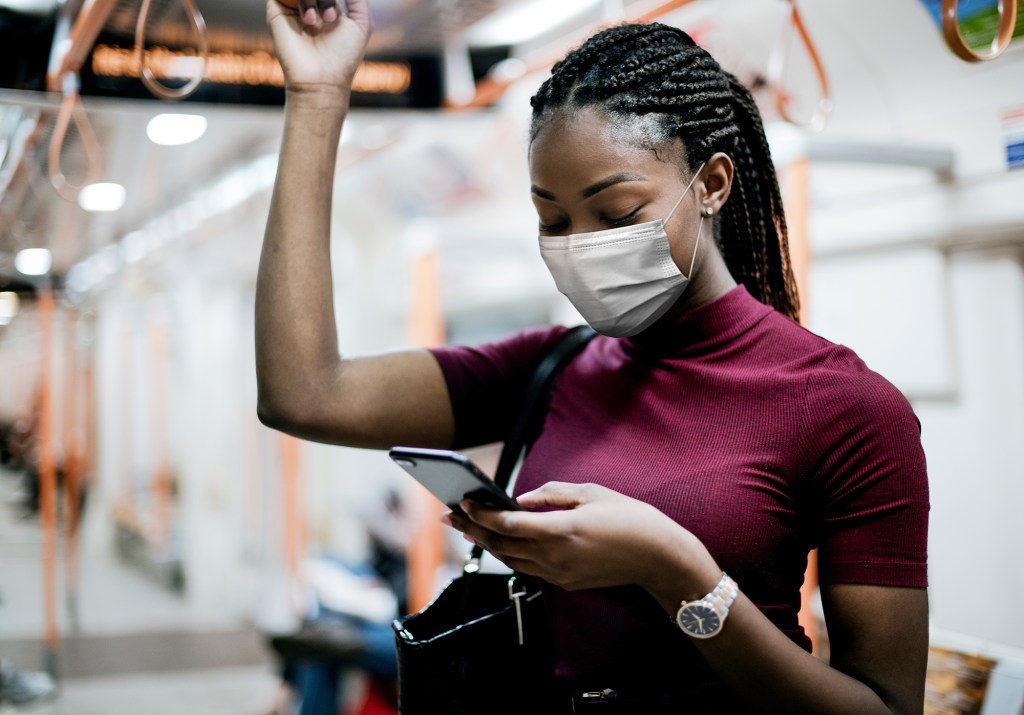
[294,0,338,26]
[317,0,338,24]
[516,481,593,510]
[449,511,531,560]
[343,0,374,33]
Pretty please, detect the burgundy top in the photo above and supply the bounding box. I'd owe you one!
[430,286,929,699]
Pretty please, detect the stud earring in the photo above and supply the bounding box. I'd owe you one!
[703,206,714,216]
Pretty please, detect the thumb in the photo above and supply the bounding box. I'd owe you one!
[517,481,589,510]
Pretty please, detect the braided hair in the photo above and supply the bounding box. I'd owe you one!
[530,23,800,321]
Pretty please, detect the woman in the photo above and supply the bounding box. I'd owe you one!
[258,1,930,712]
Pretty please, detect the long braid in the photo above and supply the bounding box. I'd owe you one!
[531,23,800,321]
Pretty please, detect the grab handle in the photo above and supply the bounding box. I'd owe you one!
[134,0,209,100]
[767,0,832,131]
[941,0,1018,63]
[48,72,103,202]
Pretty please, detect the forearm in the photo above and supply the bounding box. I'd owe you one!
[256,87,349,422]
[645,534,893,714]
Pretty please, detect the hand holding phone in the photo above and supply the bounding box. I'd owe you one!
[389,447,521,513]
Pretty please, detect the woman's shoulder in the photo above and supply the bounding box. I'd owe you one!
[757,311,917,425]
[429,324,576,386]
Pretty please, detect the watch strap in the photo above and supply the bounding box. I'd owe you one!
[706,573,738,617]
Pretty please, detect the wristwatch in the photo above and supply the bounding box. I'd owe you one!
[675,573,738,639]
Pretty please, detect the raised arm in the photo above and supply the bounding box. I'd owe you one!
[256,0,454,448]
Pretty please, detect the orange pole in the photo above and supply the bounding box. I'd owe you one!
[62,310,82,632]
[37,289,60,675]
[121,328,134,511]
[782,158,819,653]
[149,317,171,551]
[279,434,304,576]
[83,362,96,495]
[786,158,811,326]
[406,249,447,613]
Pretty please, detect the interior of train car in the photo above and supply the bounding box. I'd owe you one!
[0,0,1023,713]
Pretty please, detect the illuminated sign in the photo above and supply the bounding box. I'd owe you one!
[0,13,504,109]
[75,39,439,107]
[90,44,413,95]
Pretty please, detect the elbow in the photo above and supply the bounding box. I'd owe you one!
[256,391,333,443]
[256,392,303,435]
[256,396,288,432]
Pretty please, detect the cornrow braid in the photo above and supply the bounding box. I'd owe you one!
[530,23,801,322]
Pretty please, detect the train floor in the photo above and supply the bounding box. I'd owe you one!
[0,466,281,715]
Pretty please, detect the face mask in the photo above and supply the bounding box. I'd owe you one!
[539,164,706,338]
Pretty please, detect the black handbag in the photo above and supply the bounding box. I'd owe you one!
[392,325,597,715]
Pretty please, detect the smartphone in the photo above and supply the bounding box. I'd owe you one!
[388,447,522,513]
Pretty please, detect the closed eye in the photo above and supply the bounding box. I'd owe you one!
[538,220,568,234]
[602,209,640,227]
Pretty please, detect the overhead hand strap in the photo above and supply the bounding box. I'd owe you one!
[464,325,597,573]
[135,0,209,100]
[767,0,832,131]
[48,72,103,202]
[941,0,1018,63]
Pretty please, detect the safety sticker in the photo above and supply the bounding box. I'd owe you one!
[1003,107,1024,171]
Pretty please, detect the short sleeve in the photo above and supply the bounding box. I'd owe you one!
[801,354,930,587]
[429,325,570,449]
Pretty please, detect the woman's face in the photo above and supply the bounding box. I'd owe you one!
[528,108,706,273]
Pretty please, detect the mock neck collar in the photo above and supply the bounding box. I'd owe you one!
[619,285,772,358]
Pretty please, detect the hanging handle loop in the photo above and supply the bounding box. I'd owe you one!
[767,0,832,131]
[48,72,103,202]
[134,0,209,101]
[941,0,1018,63]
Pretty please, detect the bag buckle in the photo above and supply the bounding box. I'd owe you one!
[507,576,527,645]
[571,689,618,712]
[463,552,481,574]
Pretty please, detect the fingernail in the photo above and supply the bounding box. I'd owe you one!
[322,6,338,22]
[303,8,317,25]
[462,534,475,544]
[440,513,452,526]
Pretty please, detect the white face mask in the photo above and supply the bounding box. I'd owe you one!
[539,164,706,338]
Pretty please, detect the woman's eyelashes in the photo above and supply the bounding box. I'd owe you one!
[602,208,640,227]
[539,219,568,233]
[538,209,642,234]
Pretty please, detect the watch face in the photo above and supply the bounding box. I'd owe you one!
[676,603,722,639]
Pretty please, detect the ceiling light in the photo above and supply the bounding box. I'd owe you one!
[0,291,19,325]
[466,0,600,47]
[15,248,52,276]
[146,113,208,146]
[78,182,126,212]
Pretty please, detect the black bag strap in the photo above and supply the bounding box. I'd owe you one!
[465,324,597,572]
[493,324,597,490]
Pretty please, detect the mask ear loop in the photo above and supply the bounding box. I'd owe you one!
[663,162,707,280]
[684,213,705,280]
[663,161,706,226]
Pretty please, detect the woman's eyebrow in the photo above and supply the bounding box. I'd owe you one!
[531,172,646,202]
[581,172,645,198]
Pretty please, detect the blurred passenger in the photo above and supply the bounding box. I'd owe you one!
[266,490,408,715]
[0,659,57,708]
[257,2,929,712]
